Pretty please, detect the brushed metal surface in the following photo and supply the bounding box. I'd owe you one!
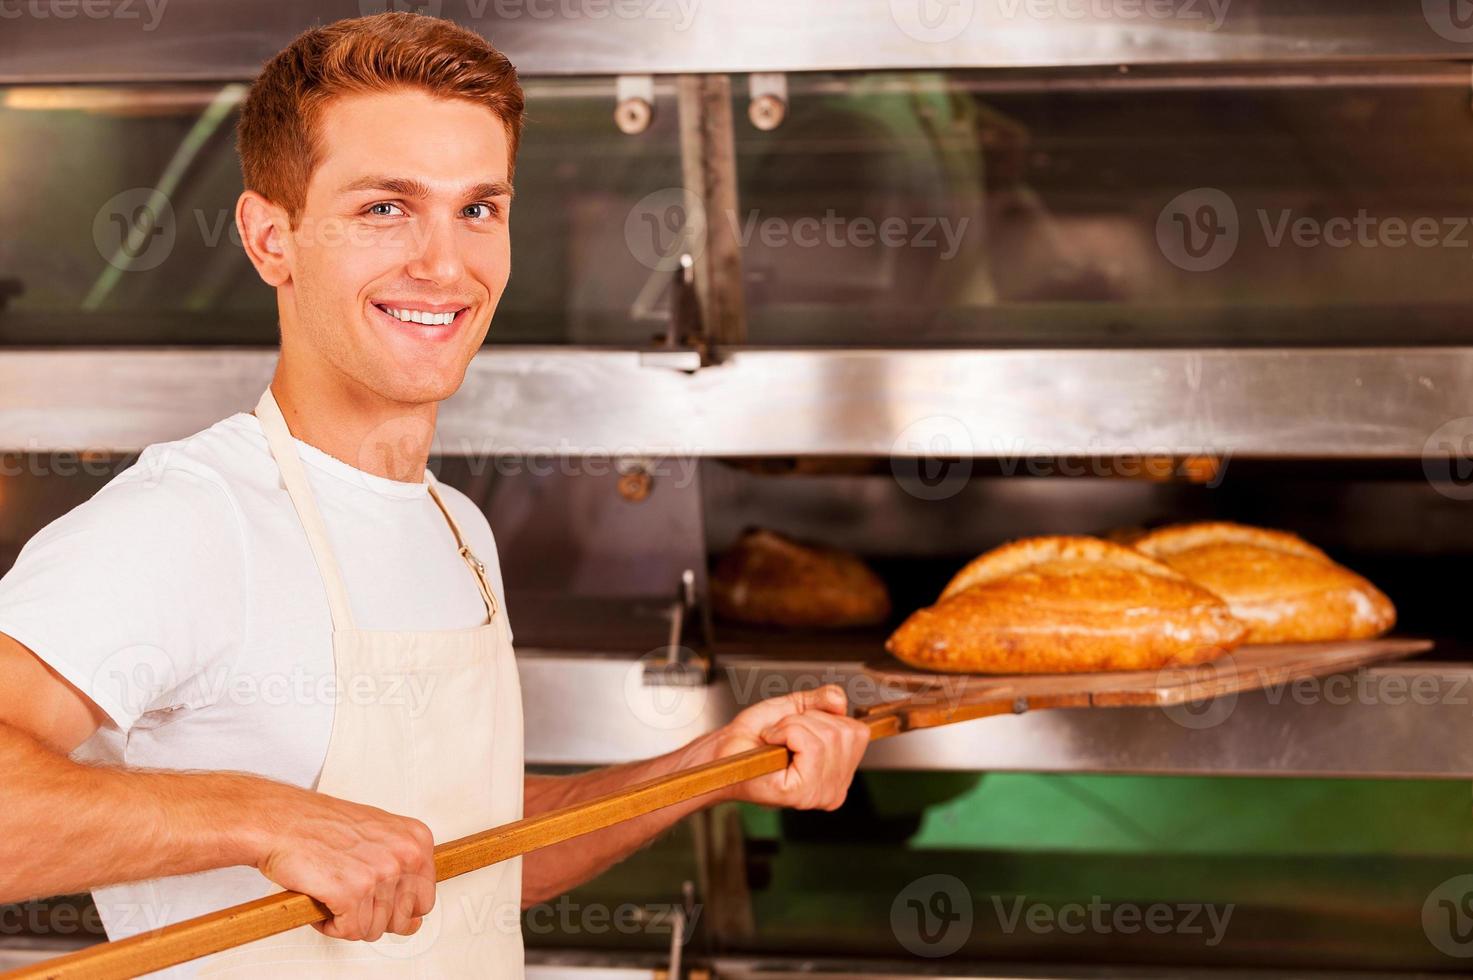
[0,347,1469,458]
[1,0,1469,82]
[709,960,1450,980]
[854,663,1473,778]
[520,650,736,766]
[519,646,1473,778]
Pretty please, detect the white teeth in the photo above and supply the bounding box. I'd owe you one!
[380,306,457,326]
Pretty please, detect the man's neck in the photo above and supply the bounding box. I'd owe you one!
[265,366,439,485]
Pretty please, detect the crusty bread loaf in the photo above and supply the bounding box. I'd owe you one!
[887,536,1245,674]
[938,535,1182,601]
[1131,522,1395,644]
[711,528,891,629]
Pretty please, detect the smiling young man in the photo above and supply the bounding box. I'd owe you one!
[0,13,869,977]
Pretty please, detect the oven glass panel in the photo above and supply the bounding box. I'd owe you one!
[733,66,1473,347]
[0,78,683,346]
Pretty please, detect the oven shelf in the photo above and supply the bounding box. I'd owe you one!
[2,346,1471,459]
[520,635,1473,778]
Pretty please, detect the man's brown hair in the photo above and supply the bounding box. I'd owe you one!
[236,12,524,228]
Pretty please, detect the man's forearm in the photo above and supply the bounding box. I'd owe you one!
[0,721,277,903]
[520,730,729,907]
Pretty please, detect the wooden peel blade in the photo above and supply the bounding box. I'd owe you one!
[2,638,1429,979]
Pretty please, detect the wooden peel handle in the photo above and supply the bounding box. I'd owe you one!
[3,642,1422,978]
[6,708,985,980]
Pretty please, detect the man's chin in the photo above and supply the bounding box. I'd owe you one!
[378,371,466,406]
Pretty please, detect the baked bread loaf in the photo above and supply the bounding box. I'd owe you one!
[711,528,891,629]
[1130,522,1395,644]
[886,536,1245,674]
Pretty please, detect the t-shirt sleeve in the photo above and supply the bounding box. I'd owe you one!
[0,459,247,733]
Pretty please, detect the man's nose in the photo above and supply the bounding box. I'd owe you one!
[404,216,465,285]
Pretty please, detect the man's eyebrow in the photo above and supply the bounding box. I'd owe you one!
[338,175,431,198]
[338,176,515,201]
[466,180,515,202]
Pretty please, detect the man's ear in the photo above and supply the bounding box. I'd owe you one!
[236,190,292,287]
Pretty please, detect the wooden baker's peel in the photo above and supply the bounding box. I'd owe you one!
[5,638,1428,980]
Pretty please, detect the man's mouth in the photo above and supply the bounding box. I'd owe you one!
[373,303,469,326]
[368,303,471,346]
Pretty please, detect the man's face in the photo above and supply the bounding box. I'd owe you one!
[283,87,512,405]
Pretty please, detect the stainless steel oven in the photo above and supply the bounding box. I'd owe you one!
[3,2,1473,976]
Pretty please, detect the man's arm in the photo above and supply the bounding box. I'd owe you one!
[0,631,435,942]
[521,685,868,906]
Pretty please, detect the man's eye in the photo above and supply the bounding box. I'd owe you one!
[367,202,404,217]
[465,202,501,220]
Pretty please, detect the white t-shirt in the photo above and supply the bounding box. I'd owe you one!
[0,410,512,966]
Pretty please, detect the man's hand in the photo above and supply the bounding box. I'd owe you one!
[247,785,437,942]
[707,684,871,810]
[520,684,872,904]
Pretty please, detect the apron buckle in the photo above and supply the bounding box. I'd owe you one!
[459,544,487,576]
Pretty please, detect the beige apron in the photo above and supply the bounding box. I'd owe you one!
[197,386,525,978]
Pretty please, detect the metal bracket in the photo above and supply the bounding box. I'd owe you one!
[640,252,715,372]
[747,72,788,130]
[615,74,655,134]
[645,568,712,685]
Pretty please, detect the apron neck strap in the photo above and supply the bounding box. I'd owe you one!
[255,386,358,632]
[256,386,500,628]
[426,477,500,621]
